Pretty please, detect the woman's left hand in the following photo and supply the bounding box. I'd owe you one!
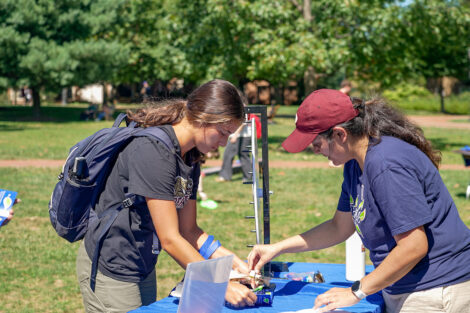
[225,281,257,308]
[313,287,360,312]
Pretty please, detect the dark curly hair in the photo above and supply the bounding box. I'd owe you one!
[321,97,441,168]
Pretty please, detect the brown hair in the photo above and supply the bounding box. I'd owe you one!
[322,97,441,168]
[126,79,246,160]
[340,79,351,88]
[127,79,245,127]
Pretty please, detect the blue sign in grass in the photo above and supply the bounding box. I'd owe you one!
[0,188,17,226]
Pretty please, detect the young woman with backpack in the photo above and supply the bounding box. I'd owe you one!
[76,79,257,312]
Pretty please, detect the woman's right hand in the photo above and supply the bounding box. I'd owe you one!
[225,281,257,308]
[247,244,280,273]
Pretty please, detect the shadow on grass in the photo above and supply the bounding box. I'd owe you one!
[0,106,125,123]
[269,135,289,146]
[275,114,296,119]
[0,123,27,131]
[428,137,470,152]
[456,192,469,199]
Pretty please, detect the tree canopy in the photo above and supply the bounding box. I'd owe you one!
[1,0,469,109]
[0,0,128,112]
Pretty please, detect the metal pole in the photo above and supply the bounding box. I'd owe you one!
[245,105,271,275]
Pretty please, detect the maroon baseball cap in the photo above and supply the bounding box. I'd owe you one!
[282,89,359,153]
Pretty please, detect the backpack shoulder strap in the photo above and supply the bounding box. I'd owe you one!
[113,113,137,128]
[90,203,123,291]
[114,113,174,152]
[139,127,175,154]
[113,113,127,127]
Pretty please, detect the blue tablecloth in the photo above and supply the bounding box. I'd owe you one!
[130,262,384,313]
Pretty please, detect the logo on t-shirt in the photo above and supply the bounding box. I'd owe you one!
[350,184,366,237]
[174,176,193,209]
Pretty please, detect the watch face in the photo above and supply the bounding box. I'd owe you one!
[351,280,360,292]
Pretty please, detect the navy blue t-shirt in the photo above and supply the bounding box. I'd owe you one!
[337,136,470,294]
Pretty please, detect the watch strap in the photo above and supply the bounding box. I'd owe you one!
[353,288,367,300]
[352,280,367,300]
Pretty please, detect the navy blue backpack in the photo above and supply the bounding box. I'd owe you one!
[49,113,173,291]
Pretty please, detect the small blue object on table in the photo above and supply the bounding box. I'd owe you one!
[129,262,384,313]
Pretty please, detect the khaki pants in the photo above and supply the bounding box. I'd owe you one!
[383,279,470,313]
[76,241,156,313]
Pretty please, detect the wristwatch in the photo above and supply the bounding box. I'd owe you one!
[351,280,368,300]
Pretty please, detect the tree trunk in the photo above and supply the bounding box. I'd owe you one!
[438,80,446,113]
[274,83,283,106]
[31,87,41,117]
[110,84,116,104]
[303,66,317,96]
[303,0,312,22]
[131,83,137,102]
[61,88,68,106]
[102,82,108,106]
[302,0,316,96]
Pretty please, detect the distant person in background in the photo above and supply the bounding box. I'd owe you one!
[79,105,98,121]
[20,87,32,104]
[339,79,352,96]
[95,103,116,121]
[140,81,151,102]
[197,148,221,209]
[198,148,220,200]
[217,113,261,183]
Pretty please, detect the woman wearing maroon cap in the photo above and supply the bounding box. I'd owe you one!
[248,89,470,313]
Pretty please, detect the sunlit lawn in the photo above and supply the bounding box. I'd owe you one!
[0,103,469,312]
[1,104,469,165]
[1,166,469,312]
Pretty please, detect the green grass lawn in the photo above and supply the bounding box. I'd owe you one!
[1,104,469,165]
[1,166,469,312]
[0,103,469,312]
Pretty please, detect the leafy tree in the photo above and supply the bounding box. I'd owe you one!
[166,0,359,98]
[110,0,182,87]
[244,0,397,95]
[348,2,414,86]
[348,0,470,112]
[0,0,128,114]
[404,0,470,112]
[161,0,255,86]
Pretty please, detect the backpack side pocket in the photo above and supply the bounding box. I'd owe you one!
[54,178,97,242]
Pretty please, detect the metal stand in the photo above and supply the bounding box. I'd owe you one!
[244,105,271,275]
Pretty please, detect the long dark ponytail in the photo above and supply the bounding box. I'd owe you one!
[326,97,441,168]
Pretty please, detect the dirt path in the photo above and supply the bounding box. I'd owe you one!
[0,158,467,171]
[1,114,468,170]
[408,115,470,130]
